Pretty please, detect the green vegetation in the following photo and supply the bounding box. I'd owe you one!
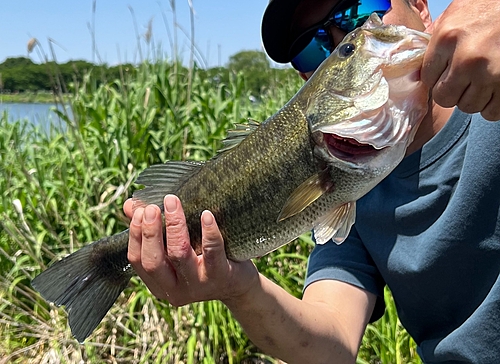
[0,53,296,103]
[0,59,421,363]
[0,91,56,104]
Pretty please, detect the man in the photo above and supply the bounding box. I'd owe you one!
[124,0,500,362]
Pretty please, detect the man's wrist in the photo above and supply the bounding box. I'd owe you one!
[221,269,263,310]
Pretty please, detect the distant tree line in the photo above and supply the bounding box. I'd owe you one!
[0,57,134,94]
[0,50,296,98]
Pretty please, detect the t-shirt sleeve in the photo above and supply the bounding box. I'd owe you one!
[304,226,386,322]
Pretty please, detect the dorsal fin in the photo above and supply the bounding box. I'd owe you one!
[216,119,260,155]
[133,161,203,208]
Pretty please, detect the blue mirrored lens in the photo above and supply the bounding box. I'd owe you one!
[291,0,391,73]
[333,0,391,33]
[291,28,331,73]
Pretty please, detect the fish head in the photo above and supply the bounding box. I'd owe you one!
[304,13,430,171]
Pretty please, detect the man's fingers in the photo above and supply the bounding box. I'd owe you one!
[128,207,144,266]
[482,92,500,121]
[421,47,447,91]
[421,14,463,106]
[431,66,466,108]
[421,14,447,92]
[421,0,500,119]
[143,205,178,299]
[164,195,198,281]
[200,210,229,278]
[456,82,492,115]
[125,196,259,306]
[128,207,168,298]
[123,198,134,219]
[140,205,164,271]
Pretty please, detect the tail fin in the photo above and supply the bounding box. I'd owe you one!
[32,230,133,343]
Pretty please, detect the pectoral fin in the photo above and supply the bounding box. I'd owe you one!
[278,171,333,222]
[313,202,356,245]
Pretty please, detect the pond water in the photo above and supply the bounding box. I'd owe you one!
[0,102,71,132]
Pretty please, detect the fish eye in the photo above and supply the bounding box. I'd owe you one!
[338,43,355,58]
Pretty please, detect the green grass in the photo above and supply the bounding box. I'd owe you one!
[0,58,421,364]
[0,91,58,104]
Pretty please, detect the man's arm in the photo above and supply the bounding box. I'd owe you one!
[225,277,376,364]
[125,195,376,364]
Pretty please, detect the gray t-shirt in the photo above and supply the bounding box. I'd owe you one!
[305,109,500,363]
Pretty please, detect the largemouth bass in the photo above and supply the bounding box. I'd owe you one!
[32,14,430,343]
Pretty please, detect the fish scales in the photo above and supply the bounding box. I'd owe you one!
[32,14,431,342]
[179,101,328,260]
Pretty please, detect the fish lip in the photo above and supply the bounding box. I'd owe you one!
[386,46,427,75]
[384,30,429,71]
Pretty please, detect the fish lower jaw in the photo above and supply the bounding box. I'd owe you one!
[323,133,382,164]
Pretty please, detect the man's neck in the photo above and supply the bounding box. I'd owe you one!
[405,101,454,156]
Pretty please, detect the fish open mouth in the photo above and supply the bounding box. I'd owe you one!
[324,133,380,159]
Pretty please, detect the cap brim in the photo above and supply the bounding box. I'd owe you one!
[261,0,303,64]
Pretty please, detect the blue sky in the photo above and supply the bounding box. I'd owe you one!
[1,0,450,68]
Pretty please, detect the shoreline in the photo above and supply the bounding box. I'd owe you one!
[0,93,66,104]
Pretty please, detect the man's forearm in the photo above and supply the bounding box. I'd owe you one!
[222,274,356,364]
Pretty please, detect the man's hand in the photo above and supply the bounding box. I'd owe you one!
[422,0,500,121]
[124,195,258,306]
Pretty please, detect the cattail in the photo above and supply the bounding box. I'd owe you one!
[13,199,31,233]
[144,87,150,108]
[27,38,38,54]
[144,18,153,44]
[12,199,23,215]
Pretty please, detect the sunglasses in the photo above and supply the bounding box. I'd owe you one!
[290,0,391,73]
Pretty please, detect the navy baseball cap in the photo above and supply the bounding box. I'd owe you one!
[261,0,304,63]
